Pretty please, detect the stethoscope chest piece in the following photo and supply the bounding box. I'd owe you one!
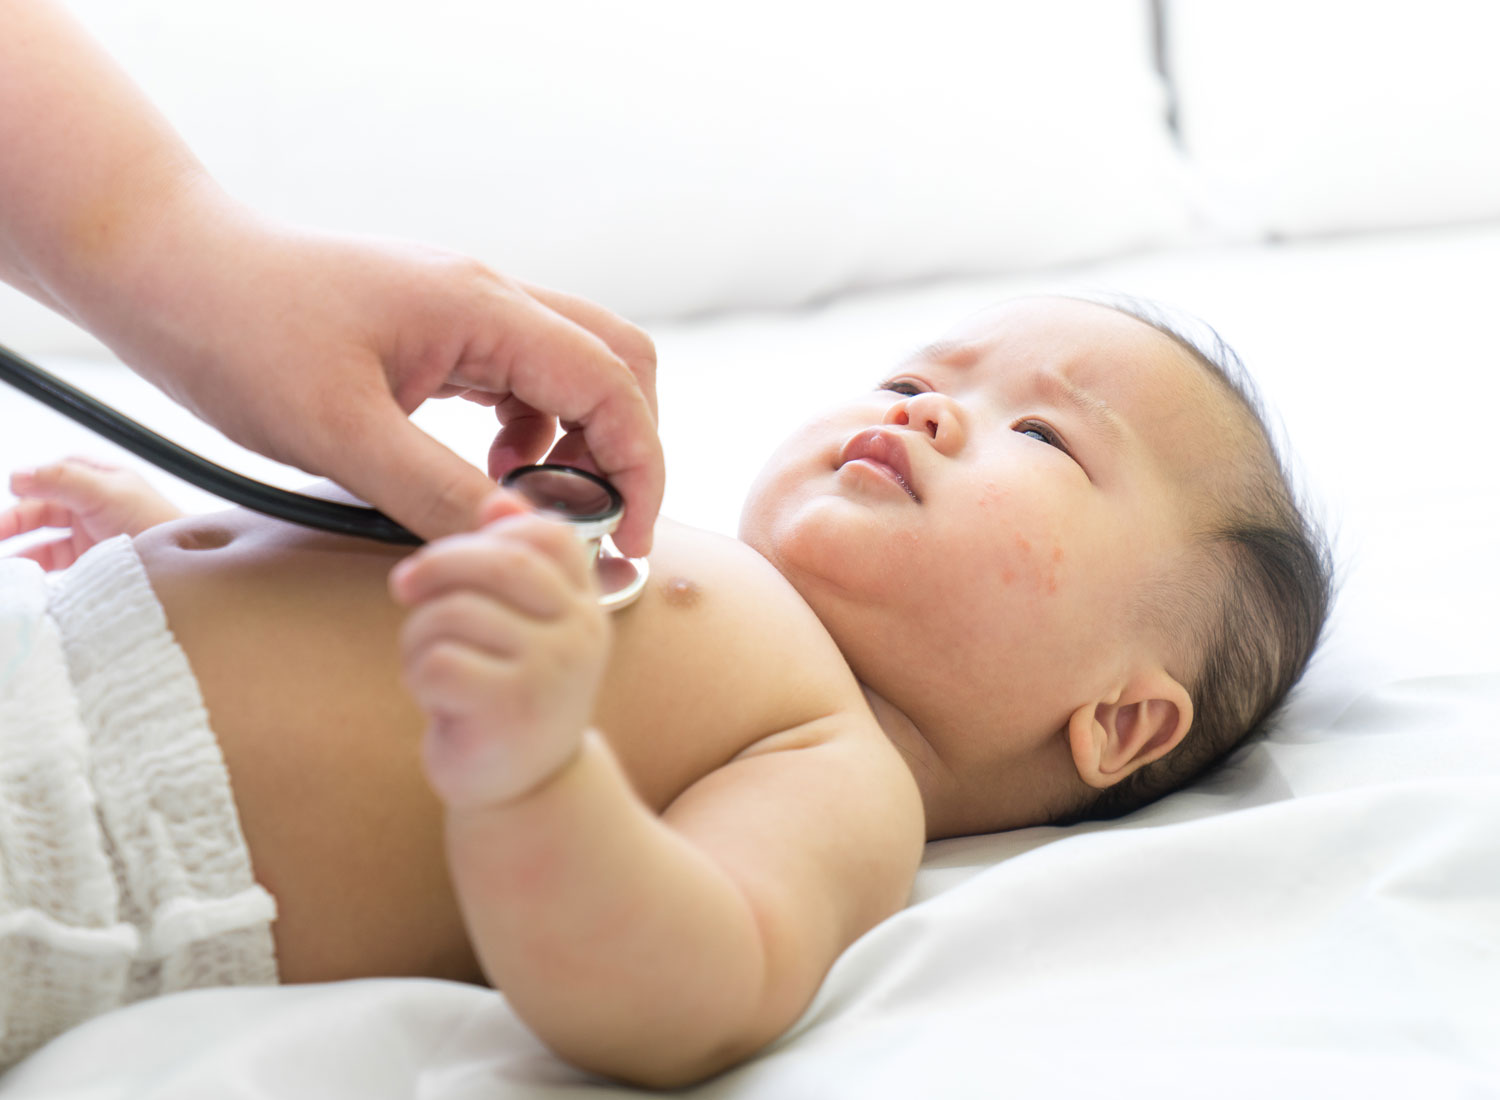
[500,464,649,612]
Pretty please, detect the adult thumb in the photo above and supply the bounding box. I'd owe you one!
[331,411,497,540]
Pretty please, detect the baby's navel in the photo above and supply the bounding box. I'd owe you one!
[172,523,234,551]
[659,575,701,609]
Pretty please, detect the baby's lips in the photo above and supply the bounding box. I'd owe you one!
[838,428,921,501]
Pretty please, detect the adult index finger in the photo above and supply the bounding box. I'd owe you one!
[521,281,660,426]
[468,297,664,558]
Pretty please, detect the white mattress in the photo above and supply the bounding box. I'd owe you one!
[2,224,1498,1098]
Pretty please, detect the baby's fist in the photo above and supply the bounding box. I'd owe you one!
[392,494,610,810]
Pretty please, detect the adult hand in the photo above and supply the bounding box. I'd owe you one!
[0,0,664,553]
[117,203,664,554]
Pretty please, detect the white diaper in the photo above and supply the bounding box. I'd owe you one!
[0,535,277,1069]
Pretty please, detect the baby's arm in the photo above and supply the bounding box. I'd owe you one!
[392,501,924,1088]
[1,456,182,570]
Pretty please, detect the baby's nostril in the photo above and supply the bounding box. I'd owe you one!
[926,419,939,438]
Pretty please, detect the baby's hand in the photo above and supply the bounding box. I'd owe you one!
[0,457,183,571]
[390,492,610,811]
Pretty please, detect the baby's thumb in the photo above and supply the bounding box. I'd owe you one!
[335,413,497,540]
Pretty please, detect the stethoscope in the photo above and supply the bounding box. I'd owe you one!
[0,341,649,611]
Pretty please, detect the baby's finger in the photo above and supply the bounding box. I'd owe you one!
[11,460,104,509]
[483,511,593,591]
[61,454,122,472]
[402,640,516,733]
[391,526,582,618]
[11,535,82,573]
[398,500,591,595]
[0,498,76,541]
[476,487,534,527]
[400,591,531,666]
[404,642,579,808]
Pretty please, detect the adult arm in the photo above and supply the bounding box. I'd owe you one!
[0,0,663,549]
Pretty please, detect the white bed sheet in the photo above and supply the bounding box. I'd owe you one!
[2,224,1498,1098]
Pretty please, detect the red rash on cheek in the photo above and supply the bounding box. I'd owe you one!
[1008,535,1065,595]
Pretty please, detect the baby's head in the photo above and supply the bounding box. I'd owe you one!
[739,296,1332,837]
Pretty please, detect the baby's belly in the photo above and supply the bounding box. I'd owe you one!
[133,511,482,985]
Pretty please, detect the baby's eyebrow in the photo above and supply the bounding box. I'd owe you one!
[907,339,982,369]
[1033,371,1127,450]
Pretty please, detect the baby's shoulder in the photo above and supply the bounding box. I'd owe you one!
[604,519,870,746]
[599,522,922,850]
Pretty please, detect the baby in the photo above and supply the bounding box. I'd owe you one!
[0,296,1331,1085]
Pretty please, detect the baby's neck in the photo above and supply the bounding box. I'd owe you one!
[859,685,946,835]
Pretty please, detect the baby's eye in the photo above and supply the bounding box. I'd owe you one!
[879,379,924,396]
[1014,419,1070,454]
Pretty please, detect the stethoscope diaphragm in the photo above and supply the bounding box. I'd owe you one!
[500,464,649,611]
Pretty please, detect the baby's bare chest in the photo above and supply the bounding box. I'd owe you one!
[132,512,854,982]
[139,513,785,804]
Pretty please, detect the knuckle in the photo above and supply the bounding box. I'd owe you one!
[616,325,657,374]
[412,641,469,691]
[529,515,584,557]
[452,253,500,286]
[32,461,67,485]
[398,608,440,665]
[395,547,445,594]
[403,595,456,645]
[479,527,539,573]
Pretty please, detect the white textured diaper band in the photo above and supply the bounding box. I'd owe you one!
[0,535,277,1068]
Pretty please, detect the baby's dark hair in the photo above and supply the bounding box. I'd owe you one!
[1061,296,1334,823]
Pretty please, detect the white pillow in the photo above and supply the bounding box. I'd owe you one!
[1166,0,1500,238]
[3,1,1189,355]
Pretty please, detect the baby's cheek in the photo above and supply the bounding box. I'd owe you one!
[990,531,1066,598]
[969,482,1067,594]
[1043,543,1065,596]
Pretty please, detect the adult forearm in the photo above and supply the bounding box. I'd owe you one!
[445,732,792,1089]
[0,0,216,325]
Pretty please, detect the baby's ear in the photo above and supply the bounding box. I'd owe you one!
[1066,671,1193,789]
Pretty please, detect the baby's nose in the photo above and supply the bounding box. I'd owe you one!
[883,392,965,455]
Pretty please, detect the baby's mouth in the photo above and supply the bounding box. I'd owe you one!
[837,429,921,502]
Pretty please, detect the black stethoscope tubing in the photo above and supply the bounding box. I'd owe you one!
[1,340,649,608]
[0,340,424,543]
